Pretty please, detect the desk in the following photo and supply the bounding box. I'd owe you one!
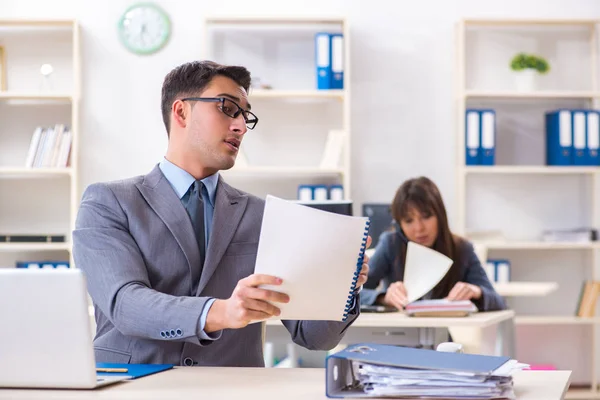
[0,367,571,400]
[266,310,515,360]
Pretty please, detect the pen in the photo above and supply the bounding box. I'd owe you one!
[96,368,128,373]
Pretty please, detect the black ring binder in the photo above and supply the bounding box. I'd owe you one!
[342,219,371,321]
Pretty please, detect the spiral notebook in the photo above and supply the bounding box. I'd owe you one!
[255,195,370,321]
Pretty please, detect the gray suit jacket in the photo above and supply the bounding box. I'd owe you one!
[73,165,358,367]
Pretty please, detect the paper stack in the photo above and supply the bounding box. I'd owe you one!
[326,343,529,399]
[354,360,524,398]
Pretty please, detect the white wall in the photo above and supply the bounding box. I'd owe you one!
[2,0,600,383]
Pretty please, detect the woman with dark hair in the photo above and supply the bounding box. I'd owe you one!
[361,177,506,312]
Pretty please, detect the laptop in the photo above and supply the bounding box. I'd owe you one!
[0,268,127,389]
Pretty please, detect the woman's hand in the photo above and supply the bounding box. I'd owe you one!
[381,281,409,310]
[447,282,482,301]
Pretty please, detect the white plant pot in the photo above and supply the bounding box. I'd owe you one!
[514,69,537,92]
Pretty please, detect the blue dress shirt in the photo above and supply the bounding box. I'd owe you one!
[159,158,220,342]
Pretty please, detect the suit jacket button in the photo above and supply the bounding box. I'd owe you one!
[183,357,194,367]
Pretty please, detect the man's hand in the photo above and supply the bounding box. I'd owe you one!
[381,281,409,310]
[446,282,482,301]
[205,274,290,332]
[355,235,372,288]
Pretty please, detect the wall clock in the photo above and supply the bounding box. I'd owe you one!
[118,3,171,55]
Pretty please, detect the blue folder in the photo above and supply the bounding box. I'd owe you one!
[315,32,332,89]
[479,109,496,166]
[572,110,587,166]
[586,110,600,166]
[545,109,572,166]
[325,343,510,398]
[465,109,480,165]
[96,363,173,380]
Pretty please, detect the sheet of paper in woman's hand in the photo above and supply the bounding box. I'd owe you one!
[404,241,453,303]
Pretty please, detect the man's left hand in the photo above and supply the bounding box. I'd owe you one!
[355,235,372,288]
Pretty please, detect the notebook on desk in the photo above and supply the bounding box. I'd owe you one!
[255,195,370,321]
[405,299,478,317]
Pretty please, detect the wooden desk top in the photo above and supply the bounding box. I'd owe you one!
[266,309,515,328]
[0,367,570,400]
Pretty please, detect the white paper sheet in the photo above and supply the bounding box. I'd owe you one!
[403,241,453,303]
[254,195,369,321]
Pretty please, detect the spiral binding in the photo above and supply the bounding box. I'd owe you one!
[342,219,371,321]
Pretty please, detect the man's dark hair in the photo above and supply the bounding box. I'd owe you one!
[161,60,252,135]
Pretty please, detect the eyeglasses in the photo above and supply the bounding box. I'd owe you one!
[181,97,259,130]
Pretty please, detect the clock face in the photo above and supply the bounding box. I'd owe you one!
[118,3,171,55]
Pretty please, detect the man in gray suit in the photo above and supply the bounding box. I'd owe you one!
[73,60,370,367]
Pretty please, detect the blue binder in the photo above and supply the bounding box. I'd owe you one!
[315,32,332,89]
[545,110,572,166]
[330,33,344,89]
[297,184,314,201]
[96,363,173,380]
[325,343,510,398]
[16,261,69,269]
[572,110,587,166]
[487,259,510,283]
[465,109,480,165]
[479,109,496,166]
[586,110,600,166]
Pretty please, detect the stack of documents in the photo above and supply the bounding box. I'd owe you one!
[541,228,597,243]
[405,299,478,317]
[326,344,528,399]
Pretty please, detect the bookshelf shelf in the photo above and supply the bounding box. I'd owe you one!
[0,19,75,28]
[250,89,345,100]
[482,241,598,250]
[566,389,600,399]
[0,167,73,178]
[205,16,346,25]
[493,282,558,297]
[462,19,598,27]
[224,166,345,176]
[514,316,599,325]
[0,93,72,103]
[464,166,600,175]
[463,90,600,99]
[0,242,71,252]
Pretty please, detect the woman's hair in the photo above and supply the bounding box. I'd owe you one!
[390,176,463,299]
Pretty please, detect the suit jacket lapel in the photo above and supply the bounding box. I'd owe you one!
[136,165,200,295]
[196,177,248,295]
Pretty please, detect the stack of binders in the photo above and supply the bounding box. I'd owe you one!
[326,343,528,398]
[315,32,344,90]
[546,109,600,166]
[465,109,496,166]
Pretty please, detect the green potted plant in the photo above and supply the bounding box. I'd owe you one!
[510,53,550,91]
